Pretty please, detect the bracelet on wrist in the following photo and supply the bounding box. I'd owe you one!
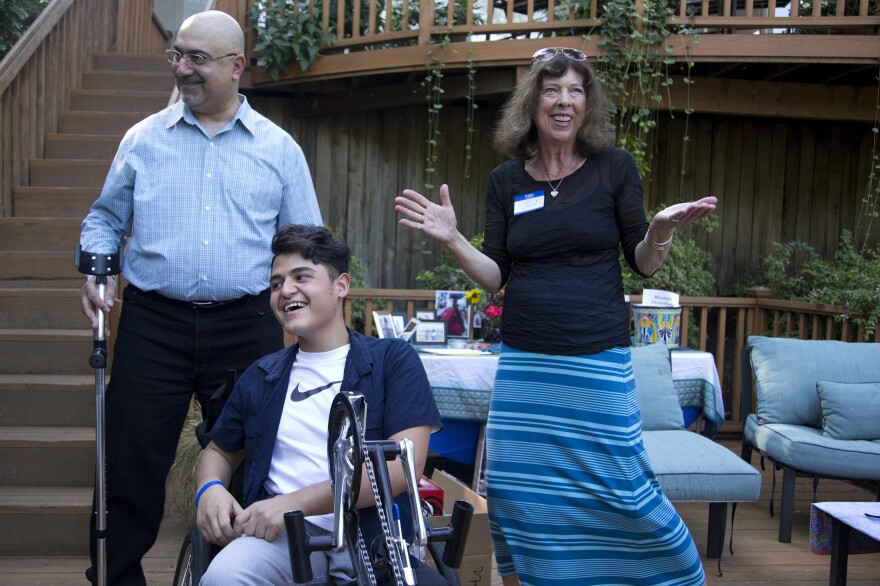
[195,480,224,509]
[643,230,674,251]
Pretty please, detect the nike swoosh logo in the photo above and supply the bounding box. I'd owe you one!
[289,380,342,402]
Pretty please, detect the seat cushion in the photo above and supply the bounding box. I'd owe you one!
[632,342,685,431]
[642,430,761,502]
[748,336,880,427]
[817,381,880,441]
[744,414,880,479]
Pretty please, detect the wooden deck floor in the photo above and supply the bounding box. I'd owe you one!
[0,439,877,585]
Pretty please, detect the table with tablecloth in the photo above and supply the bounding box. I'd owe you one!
[420,347,725,470]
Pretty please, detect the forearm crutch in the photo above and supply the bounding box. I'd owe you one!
[74,245,122,586]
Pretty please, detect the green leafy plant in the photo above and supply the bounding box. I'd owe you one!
[326,226,384,333]
[742,231,880,338]
[415,233,482,291]
[0,0,48,58]
[621,208,718,297]
[247,0,336,79]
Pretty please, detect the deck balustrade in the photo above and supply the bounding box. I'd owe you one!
[241,0,880,64]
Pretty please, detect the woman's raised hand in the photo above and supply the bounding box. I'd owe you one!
[653,196,718,231]
[395,184,459,245]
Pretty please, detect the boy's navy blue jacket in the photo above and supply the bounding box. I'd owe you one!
[210,329,442,546]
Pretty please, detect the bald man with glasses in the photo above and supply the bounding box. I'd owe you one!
[79,10,322,585]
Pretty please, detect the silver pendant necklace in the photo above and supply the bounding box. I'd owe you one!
[537,156,578,197]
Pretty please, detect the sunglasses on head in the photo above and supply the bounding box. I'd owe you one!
[532,47,588,63]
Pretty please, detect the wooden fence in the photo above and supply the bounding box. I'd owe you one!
[0,0,167,218]
[340,289,879,433]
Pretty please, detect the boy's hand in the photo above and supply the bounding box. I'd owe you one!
[233,495,294,543]
[196,485,243,546]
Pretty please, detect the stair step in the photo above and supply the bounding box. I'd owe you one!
[0,487,91,556]
[0,289,86,329]
[0,428,94,487]
[29,160,110,189]
[12,187,95,218]
[0,251,82,284]
[44,134,120,160]
[0,218,82,251]
[58,111,149,135]
[82,68,172,91]
[69,89,169,113]
[0,329,93,375]
[0,374,94,427]
[92,52,171,74]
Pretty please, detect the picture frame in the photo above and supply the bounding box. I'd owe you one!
[397,318,421,343]
[372,311,398,339]
[415,310,436,321]
[414,320,447,345]
[434,290,471,338]
[390,312,407,337]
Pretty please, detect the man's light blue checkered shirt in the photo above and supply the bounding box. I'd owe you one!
[81,95,322,301]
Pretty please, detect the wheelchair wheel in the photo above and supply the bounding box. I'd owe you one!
[173,528,212,586]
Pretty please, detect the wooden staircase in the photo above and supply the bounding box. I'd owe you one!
[0,53,172,558]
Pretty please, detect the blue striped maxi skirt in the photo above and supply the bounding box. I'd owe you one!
[486,345,705,586]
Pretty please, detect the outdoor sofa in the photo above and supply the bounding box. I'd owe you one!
[740,335,880,542]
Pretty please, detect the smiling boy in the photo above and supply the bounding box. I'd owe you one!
[194,224,443,584]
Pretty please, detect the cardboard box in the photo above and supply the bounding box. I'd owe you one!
[418,476,444,516]
[425,469,493,584]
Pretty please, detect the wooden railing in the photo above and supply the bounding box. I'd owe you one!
[342,289,879,433]
[0,0,167,217]
[237,0,880,80]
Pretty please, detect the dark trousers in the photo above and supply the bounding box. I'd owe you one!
[88,285,283,585]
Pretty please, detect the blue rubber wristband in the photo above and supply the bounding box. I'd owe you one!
[194,480,224,509]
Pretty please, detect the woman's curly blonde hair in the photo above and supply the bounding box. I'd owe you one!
[493,54,614,160]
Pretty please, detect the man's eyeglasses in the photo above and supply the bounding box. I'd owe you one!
[532,47,588,63]
[165,49,238,68]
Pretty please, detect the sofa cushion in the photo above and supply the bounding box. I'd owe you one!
[642,430,761,502]
[748,336,880,427]
[817,381,880,441]
[631,343,685,431]
[744,414,880,479]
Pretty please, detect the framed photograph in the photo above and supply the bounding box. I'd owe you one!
[434,290,471,338]
[372,311,398,339]
[398,318,421,342]
[415,310,436,321]
[414,320,447,345]
[391,312,407,337]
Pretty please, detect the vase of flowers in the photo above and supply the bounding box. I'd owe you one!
[466,288,504,343]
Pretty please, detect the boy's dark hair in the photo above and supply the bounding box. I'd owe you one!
[271,224,350,279]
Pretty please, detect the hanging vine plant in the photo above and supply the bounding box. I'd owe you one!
[592,0,675,176]
[463,55,478,180]
[421,56,445,191]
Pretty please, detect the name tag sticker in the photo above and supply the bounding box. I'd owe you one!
[513,191,545,216]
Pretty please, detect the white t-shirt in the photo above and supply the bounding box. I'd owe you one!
[263,344,349,531]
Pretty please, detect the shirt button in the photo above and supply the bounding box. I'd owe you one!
[205,206,211,211]
[201,275,208,281]
[206,173,212,179]
[203,240,209,245]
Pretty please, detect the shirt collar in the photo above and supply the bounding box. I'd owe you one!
[165,94,256,135]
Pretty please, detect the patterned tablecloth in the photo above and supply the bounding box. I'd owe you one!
[419,347,725,437]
